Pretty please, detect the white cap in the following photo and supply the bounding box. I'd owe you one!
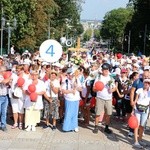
[143,79,150,83]
[22,59,31,65]
[0,55,4,60]
[42,61,49,66]
[144,66,150,70]
[114,68,121,75]
[133,63,140,68]
[52,62,62,68]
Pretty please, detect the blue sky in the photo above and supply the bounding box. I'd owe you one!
[81,0,129,20]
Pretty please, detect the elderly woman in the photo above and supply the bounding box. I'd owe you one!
[24,66,46,131]
[61,68,82,132]
[10,65,26,129]
[43,70,60,130]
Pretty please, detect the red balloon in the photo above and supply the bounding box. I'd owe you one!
[28,84,36,93]
[90,97,96,108]
[117,53,122,59]
[128,116,138,129]
[79,100,84,107]
[95,81,104,91]
[17,77,25,87]
[3,71,12,79]
[44,75,49,81]
[30,92,38,102]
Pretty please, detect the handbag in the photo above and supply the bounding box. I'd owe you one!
[136,103,149,113]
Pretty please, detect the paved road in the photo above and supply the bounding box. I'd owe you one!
[0,115,150,150]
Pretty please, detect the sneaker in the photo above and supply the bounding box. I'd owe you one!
[93,126,98,134]
[31,125,36,131]
[19,123,23,130]
[43,124,50,129]
[104,128,112,134]
[74,128,79,132]
[139,141,147,147]
[11,124,18,129]
[25,126,31,132]
[2,127,7,132]
[52,126,56,130]
[133,142,143,149]
[128,131,134,137]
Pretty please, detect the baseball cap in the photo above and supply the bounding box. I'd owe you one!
[0,55,4,60]
[101,63,110,70]
[121,68,127,73]
[143,79,150,83]
[144,66,150,71]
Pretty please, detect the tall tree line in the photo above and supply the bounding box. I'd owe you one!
[0,0,84,52]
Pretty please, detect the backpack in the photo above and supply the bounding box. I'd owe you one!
[90,79,96,97]
[90,73,114,97]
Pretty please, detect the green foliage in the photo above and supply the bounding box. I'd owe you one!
[101,8,133,40]
[94,29,100,41]
[83,28,92,41]
[127,0,150,55]
[0,0,83,52]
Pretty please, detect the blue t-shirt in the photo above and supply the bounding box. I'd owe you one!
[132,78,143,90]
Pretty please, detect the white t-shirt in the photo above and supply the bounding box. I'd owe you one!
[94,74,115,100]
[135,88,150,107]
[45,79,60,97]
[81,76,92,98]
[24,79,46,109]
[62,77,82,101]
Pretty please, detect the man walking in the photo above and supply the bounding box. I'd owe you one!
[93,63,116,134]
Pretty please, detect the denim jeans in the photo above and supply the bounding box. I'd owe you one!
[0,96,8,128]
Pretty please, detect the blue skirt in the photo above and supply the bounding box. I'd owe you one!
[63,100,79,131]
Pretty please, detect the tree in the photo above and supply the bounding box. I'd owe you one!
[93,29,100,41]
[83,29,92,41]
[126,0,150,55]
[0,0,84,52]
[100,8,133,50]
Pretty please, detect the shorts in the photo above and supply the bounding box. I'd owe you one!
[125,100,133,113]
[95,97,112,116]
[134,108,149,127]
[11,98,24,114]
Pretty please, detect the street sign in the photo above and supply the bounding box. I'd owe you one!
[39,39,63,63]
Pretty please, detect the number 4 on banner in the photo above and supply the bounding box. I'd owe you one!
[40,39,62,63]
[46,45,55,57]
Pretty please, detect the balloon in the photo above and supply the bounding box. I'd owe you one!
[17,77,25,87]
[44,74,49,81]
[90,97,96,108]
[30,92,38,102]
[117,53,122,59]
[3,71,12,79]
[128,116,138,129]
[79,100,84,107]
[28,84,36,93]
[95,81,104,91]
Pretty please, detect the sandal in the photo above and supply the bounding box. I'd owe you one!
[11,124,18,129]
[19,123,23,130]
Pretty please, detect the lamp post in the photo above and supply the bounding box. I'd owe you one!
[0,3,4,55]
[1,17,17,55]
[7,18,17,54]
[125,30,131,54]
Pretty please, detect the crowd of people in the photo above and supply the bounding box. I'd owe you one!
[0,49,150,149]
